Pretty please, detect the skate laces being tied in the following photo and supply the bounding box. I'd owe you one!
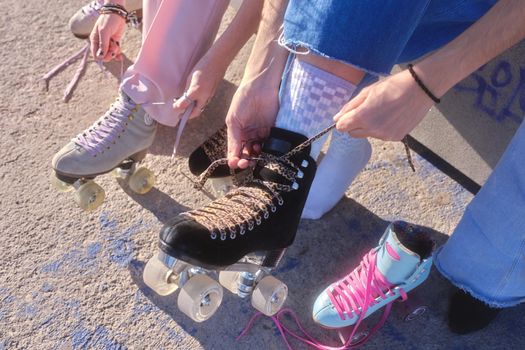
[183,125,335,241]
[237,249,406,350]
[74,95,139,156]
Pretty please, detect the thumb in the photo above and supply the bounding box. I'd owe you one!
[173,90,195,111]
[226,121,243,169]
[334,88,368,121]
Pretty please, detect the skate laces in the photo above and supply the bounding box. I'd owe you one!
[328,250,406,321]
[74,95,138,156]
[183,153,302,241]
[236,250,405,350]
[184,125,335,241]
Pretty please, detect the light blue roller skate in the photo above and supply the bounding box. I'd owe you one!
[313,221,434,329]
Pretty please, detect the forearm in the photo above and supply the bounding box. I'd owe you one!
[416,0,525,97]
[241,0,289,86]
[208,0,264,69]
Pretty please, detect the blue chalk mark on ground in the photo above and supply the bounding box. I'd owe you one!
[40,212,151,275]
[277,256,300,273]
[71,324,127,350]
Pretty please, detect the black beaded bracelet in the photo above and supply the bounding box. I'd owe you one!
[99,4,130,22]
[407,64,440,104]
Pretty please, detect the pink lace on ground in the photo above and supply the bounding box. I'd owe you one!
[237,251,408,349]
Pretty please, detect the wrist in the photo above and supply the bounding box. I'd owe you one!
[413,42,472,98]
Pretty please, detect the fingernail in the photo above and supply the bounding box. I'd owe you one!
[333,114,340,121]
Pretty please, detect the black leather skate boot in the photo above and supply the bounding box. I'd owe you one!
[160,127,317,269]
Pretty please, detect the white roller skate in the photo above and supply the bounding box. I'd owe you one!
[51,92,157,211]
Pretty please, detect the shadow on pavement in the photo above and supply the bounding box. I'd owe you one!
[117,180,190,224]
[124,197,525,349]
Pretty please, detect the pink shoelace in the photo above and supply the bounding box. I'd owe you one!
[74,98,134,156]
[237,251,407,349]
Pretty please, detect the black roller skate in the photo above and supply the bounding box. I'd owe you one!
[144,127,318,322]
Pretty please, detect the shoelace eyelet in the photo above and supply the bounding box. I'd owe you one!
[292,182,299,190]
[210,231,218,240]
[296,170,304,179]
[301,160,309,168]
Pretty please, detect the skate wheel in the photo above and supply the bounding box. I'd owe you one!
[73,181,105,211]
[210,177,233,197]
[111,167,127,179]
[50,173,73,192]
[143,254,179,296]
[178,274,223,322]
[251,275,287,316]
[218,270,241,294]
[403,305,428,322]
[128,167,155,194]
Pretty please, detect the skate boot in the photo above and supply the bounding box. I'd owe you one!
[188,125,239,196]
[313,221,434,334]
[69,0,143,39]
[143,127,317,322]
[51,91,157,211]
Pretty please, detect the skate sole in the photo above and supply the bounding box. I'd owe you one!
[52,150,148,184]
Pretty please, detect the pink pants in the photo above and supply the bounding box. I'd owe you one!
[121,0,229,126]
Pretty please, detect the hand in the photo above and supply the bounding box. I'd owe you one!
[334,69,435,141]
[172,54,227,119]
[90,14,126,62]
[226,79,280,169]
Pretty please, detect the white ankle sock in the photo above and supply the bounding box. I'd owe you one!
[275,59,356,159]
[302,130,372,220]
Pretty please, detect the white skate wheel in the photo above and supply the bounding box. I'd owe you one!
[111,167,127,179]
[178,274,223,322]
[251,275,287,316]
[50,173,73,192]
[218,270,241,294]
[143,254,179,296]
[128,167,155,194]
[73,181,105,211]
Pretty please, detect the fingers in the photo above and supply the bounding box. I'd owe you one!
[89,27,100,59]
[102,39,120,61]
[333,88,368,121]
[226,121,243,169]
[97,29,111,61]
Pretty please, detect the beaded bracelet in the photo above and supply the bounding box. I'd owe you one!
[407,64,440,104]
[99,4,140,27]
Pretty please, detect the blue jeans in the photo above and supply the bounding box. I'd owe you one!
[434,120,525,307]
[284,0,525,307]
[283,0,497,75]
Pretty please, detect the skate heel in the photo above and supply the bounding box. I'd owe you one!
[262,249,287,268]
[130,149,148,162]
